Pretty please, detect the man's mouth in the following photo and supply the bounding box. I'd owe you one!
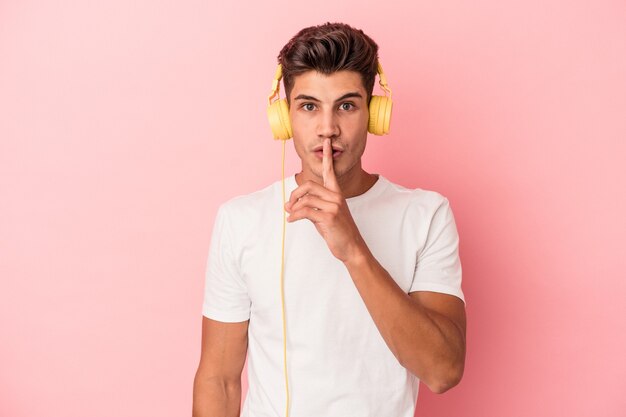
[312,145,344,159]
[314,149,343,159]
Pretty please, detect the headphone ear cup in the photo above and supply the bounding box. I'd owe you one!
[368,95,393,135]
[267,98,292,140]
[368,96,380,135]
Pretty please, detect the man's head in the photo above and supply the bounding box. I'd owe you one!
[277,22,379,107]
[277,22,380,184]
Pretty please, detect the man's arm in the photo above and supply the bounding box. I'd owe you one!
[344,247,466,394]
[192,316,249,417]
[284,138,466,393]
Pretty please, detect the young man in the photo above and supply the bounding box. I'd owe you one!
[193,22,467,417]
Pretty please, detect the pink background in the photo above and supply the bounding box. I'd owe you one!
[1,1,625,416]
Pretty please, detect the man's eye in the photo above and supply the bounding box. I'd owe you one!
[340,103,355,111]
[303,103,316,111]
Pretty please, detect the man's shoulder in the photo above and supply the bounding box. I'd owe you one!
[380,176,449,209]
[216,177,284,220]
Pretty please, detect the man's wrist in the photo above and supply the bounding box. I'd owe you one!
[343,238,373,268]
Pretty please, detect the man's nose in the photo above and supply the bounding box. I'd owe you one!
[316,108,340,138]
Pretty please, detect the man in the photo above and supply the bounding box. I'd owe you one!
[193,22,467,417]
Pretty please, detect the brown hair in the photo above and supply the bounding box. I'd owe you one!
[277,22,379,106]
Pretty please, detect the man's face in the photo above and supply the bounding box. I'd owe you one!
[288,70,370,183]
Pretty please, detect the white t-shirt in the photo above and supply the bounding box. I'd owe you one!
[202,173,465,417]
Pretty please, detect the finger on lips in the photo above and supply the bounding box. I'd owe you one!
[323,138,333,187]
[285,138,339,215]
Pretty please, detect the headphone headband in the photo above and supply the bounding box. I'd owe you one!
[268,64,283,105]
[376,62,393,99]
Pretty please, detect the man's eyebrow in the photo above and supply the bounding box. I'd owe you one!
[293,92,363,102]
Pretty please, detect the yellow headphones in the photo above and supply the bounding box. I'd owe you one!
[267,62,393,139]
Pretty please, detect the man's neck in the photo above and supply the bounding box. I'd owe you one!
[295,169,379,199]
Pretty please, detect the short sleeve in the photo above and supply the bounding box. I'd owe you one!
[409,197,466,306]
[202,203,251,322]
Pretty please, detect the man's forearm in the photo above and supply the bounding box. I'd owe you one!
[343,242,465,392]
[192,373,241,417]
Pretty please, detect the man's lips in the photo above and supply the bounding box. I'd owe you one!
[314,149,343,159]
[312,145,344,159]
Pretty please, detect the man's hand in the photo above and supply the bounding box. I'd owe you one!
[284,138,366,263]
